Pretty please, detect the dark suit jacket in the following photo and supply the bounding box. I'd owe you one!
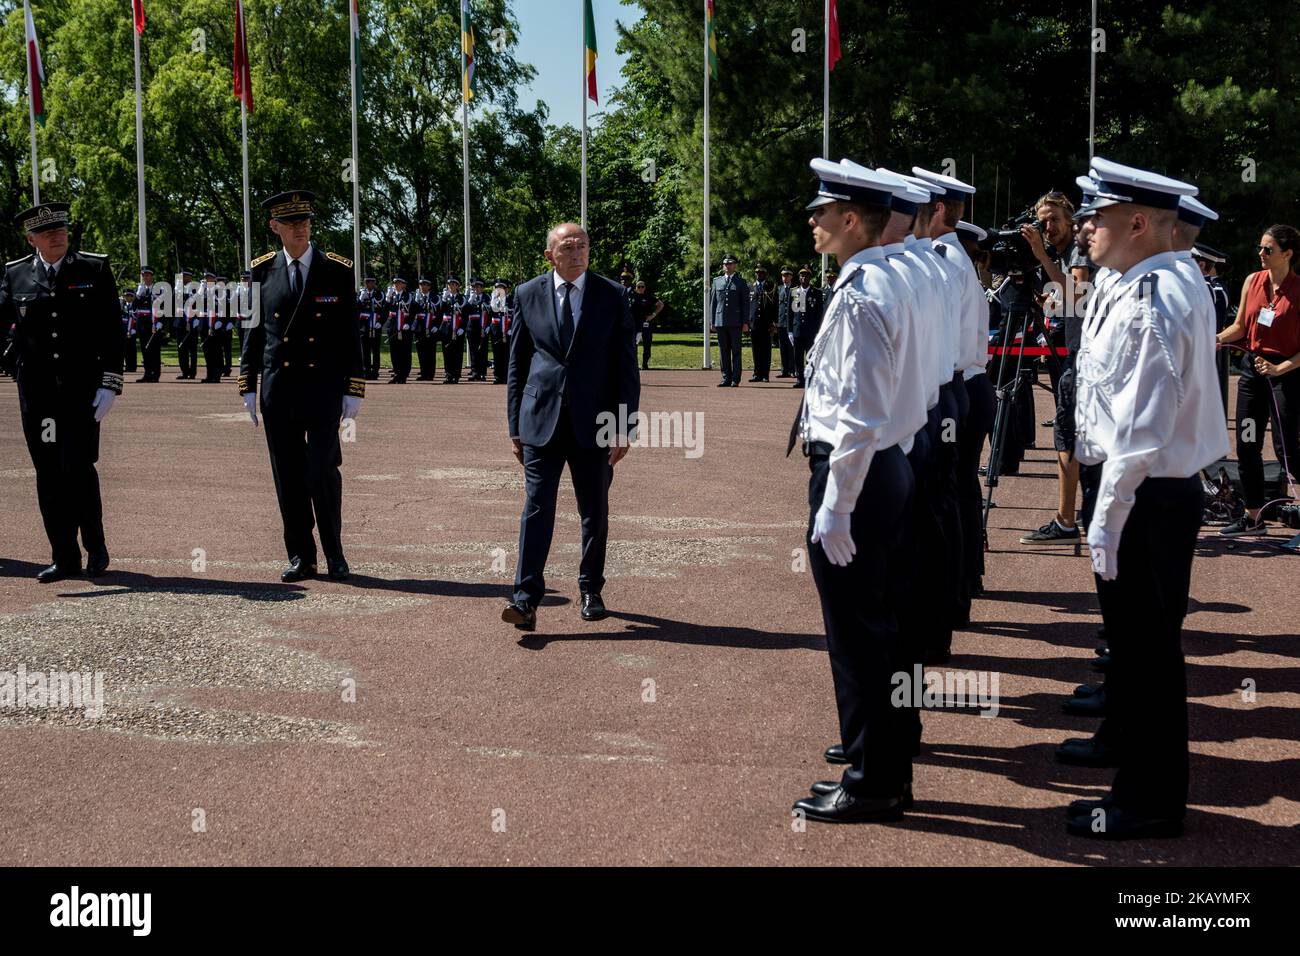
[507,270,639,449]
[791,284,824,347]
[239,244,365,421]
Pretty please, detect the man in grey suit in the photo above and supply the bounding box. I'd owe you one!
[502,223,641,632]
[711,253,750,387]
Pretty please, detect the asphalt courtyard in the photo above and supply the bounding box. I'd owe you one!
[0,366,1296,866]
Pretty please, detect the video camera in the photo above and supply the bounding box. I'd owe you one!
[987,209,1047,277]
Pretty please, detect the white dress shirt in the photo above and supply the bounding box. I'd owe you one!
[886,240,945,410]
[932,231,989,379]
[1074,251,1229,541]
[801,246,927,513]
[37,253,66,278]
[1173,248,1216,336]
[283,244,314,288]
[913,235,965,378]
[552,269,587,332]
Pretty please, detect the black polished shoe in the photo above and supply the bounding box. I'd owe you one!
[1063,690,1107,717]
[1066,794,1114,817]
[811,780,914,808]
[1055,736,1121,767]
[1066,804,1183,840]
[326,558,350,581]
[824,743,849,764]
[85,550,110,577]
[502,601,536,631]
[37,563,81,584]
[580,592,607,621]
[717,380,730,387]
[793,786,906,824]
[280,558,317,583]
[1092,653,1111,673]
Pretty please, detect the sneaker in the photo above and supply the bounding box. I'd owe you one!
[1219,514,1267,537]
[1020,519,1080,544]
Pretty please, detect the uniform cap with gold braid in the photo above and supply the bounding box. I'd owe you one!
[14,202,71,234]
[261,189,316,222]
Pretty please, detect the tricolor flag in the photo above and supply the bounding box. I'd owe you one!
[350,0,362,107]
[584,0,597,103]
[706,0,717,80]
[828,0,841,71]
[232,0,253,112]
[461,0,476,102]
[132,0,146,35]
[24,0,45,126]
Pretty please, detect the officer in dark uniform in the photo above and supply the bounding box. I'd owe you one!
[466,277,491,381]
[239,189,365,582]
[217,274,233,376]
[776,265,796,377]
[136,266,165,382]
[619,269,634,299]
[791,266,824,388]
[200,271,226,382]
[385,275,413,384]
[711,253,749,386]
[356,275,385,380]
[176,268,201,379]
[822,268,837,301]
[121,288,139,374]
[488,277,513,383]
[629,279,662,371]
[0,202,123,582]
[748,265,776,382]
[1194,243,1232,410]
[409,276,436,381]
[439,276,467,383]
[235,269,253,366]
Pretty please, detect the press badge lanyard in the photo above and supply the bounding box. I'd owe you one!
[1258,276,1283,328]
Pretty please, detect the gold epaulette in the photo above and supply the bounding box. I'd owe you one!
[250,251,276,268]
[326,251,353,268]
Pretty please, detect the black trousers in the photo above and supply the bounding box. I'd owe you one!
[1093,475,1202,818]
[443,335,464,381]
[1079,461,1102,530]
[362,329,382,379]
[22,403,106,566]
[778,328,795,375]
[716,326,742,384]
[959,373,996,589]
[513,408,613,606]
[262,399,345,565]
[491,337,508,382]
[937,376,967,632]
[123,335,138,373]
[808,443,915,797]
[415,335,438,380]
[140,332,164,380]
[470,326,490,378]
[177,331,199,378]
[794,339,808,386]
[902,412,949,686]
[389,334,412,382]
[1235,363,1300,509]
[221,327,233,374]
[750,326,771,379]
[201,331,223,381]
[640,332,652,370]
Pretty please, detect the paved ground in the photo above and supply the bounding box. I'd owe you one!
[0,366,1296,866]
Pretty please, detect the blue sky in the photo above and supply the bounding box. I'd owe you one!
[512,0,643,129]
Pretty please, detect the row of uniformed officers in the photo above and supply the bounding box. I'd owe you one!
[121,268,251,383]
[791,155,1226,840]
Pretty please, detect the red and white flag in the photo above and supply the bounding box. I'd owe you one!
[24,0,45,125]
[132,0,146,35]
[233,0,253,112]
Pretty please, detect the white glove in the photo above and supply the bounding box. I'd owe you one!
[341,396,362,421]
[811,504,856,567]
[788,332,795,345]
[243,392,259,427]
[1087,523,1117,581]
[91,388,116,423]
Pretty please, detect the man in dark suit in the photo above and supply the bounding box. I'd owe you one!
[775,265,796,377]
[239,189,366,583]
[791,266,824,387]
[502,222,641,631]
[711,253,750,386]
[0,202,123,582]
[748,264,777,382]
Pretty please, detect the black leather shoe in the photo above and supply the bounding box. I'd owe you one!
[85,550,110,577]
[1066,794,1114,817]
[281,558,317,583]
[812,780,914,808]
[1066,804,1183,840]
[1092,653,1111,673]
[1063,683,1107,716]
[580,592,607,621]
[824,743,849,764]
[717,380,730,387]
[502,601,536,631]
[729,381,740,387]
[37,563,81,584]
[1055,736,1121,767]
[793,786,905,824]
[326,558,350,581]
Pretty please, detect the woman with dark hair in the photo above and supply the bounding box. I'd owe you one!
[1217,224,1300,535]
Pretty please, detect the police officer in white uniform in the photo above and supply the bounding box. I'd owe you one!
[1058,158,1228,839]
[788,159,927,824]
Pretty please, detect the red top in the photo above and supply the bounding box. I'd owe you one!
[1242,269,1300,360]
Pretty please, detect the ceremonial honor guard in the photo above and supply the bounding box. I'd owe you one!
[136,266,164,382]
[218,274,233,376]
[0,202,123,582]
[121,288,139,373]
[748,265,776,382]
[788,161,926,823]
[711,253,749,386]
[439,276,467,383]
[357,275,385,380]
[385,275,412,384]
[412,276,438,381]
[239,189,365,582]
[466,277,491,381]
[200,271,225,382]
[790,266,824,388]
[1058,159,1227,839]
[776,265,796,377]
[176,268,201,380]
[235,269,254,365]
[488,278,513,383]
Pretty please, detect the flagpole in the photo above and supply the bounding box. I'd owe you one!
[1088,0,1097,158]
[27,81,39,205]
[240,100,251,268]
[819,0,829,283]
[462,97,471,287]
[350,3,361,287]
[580,2,588,231]
[701,0,710,370]
[134,23,147,269]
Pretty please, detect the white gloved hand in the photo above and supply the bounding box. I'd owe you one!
[810,504,856,567]
[341,396,362,421]
[91,388,116,423]
[788,332,795,345]
[1087,523,1117,581]
[243,392,259,427]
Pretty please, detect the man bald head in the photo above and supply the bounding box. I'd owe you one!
[544,222,590,281]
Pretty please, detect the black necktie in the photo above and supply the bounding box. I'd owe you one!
[46,264,56,285]
[559,282,575,353]
[290,259,302,294]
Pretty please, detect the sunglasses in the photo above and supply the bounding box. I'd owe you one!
[1259,245,1277,255]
